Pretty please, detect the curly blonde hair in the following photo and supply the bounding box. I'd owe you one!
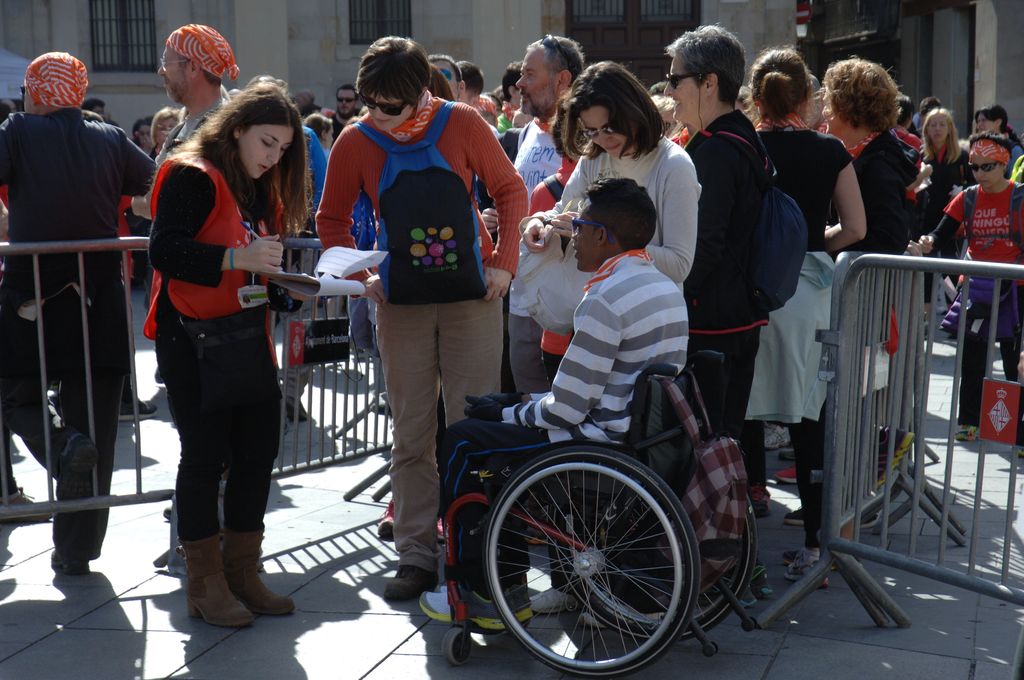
[823,58,898,133]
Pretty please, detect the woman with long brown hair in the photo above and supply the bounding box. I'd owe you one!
[146,82,309,627]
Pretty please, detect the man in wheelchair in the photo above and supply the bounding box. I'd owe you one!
[420,177,690,629]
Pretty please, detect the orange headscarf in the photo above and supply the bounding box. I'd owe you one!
[24,52,88,108]
[970,138,1011,165]
[166,24,240,81]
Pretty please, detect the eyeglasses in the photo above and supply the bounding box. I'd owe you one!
[969,162,1000,173]
[571,217,615,244]
[336,96,356,103]
[580,124,618,139]
[666,72,702,89]
[541,35,579,78]
[358,93,409,116]
[159,56,189,70]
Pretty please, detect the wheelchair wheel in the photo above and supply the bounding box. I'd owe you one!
[682,502,758,638]
[483,446,700,677]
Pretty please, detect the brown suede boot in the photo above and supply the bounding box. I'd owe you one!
[222,529,295,615]
[181,535,254,628]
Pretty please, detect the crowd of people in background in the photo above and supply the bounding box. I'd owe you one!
[1,18,1023,638]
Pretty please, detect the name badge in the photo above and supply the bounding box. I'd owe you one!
[238,284,268,308]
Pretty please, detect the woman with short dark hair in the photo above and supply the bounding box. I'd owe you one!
[525,61,699,290]
[317,36,528,602]
[974,104,1024,177]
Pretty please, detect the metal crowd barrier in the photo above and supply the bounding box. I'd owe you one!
[273,237,392,475]
[0,237,174,521]
[760,252,1024,628]
[0,237,392,579]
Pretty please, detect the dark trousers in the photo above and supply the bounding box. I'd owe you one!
[1,371,123,562]
[741,419,767,487]
[689,327,761,443]
[790,406,826,549]
[959,337,1020,427]
[439,418,550,594]
[156,325,280,542]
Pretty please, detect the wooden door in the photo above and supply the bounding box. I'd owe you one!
[566,0,700,86]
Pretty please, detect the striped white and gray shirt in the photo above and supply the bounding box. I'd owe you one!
[503,254,688,442]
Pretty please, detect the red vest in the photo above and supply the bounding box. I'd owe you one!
[143,158,271,339]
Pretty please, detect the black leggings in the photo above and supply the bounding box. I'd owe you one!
[156,323,280,542]
[789,406,826,549]
[958,336,1020,427]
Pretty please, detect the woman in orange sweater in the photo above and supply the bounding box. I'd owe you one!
[317,37,528,601]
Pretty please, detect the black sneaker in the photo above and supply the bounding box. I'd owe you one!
[51,552,90,575]
[383,565,438,601]
[783,508,804,527]
[119,399,157,421]
[57,432,98,500]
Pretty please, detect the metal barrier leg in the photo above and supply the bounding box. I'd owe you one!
[832,551,911,627]
[757,557,834,627]
[893,471,967,545]
[838,557,891,627]
[371,479,392,503]
[343,459,390,502]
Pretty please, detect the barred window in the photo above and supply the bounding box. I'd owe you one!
[89,0,157,72]
[572,0,625,23]
[350,0,413,45]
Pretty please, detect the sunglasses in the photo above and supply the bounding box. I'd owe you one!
[159,56,189,70]
[358,94,408,116]
[336,96,356,103]
[439,68,454,81]
[969,161,1000,173]
[541,35,578,77]
[580,124,618,139]
[571,217,615,244]
[666,72,702,89]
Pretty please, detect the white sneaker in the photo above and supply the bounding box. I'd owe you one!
[764,423,792,450]
[784,547,820,582]
[578,610,607,628]
[530,589,579,614]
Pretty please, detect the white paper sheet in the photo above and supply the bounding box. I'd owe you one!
[314,247,387,278]
[266,271,365,297]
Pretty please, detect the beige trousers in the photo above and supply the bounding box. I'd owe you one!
[376,297,502,571]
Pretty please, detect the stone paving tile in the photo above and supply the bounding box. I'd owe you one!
[764,634,974,680]
[0,627,230,680]
[169,612,426,680]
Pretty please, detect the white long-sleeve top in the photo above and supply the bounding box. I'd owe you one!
[553,137,701,286]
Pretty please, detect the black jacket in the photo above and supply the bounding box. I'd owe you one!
[684,110,769,332]
[843,131,919,254]
[921,151,974,237]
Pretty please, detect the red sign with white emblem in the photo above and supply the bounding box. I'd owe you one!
[796,2,811,24]
[979,378,1021,445]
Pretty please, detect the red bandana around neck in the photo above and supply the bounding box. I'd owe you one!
[383,90,442,142]
[845,131,881,159]
[583,249,652,292]
[755,112,807,132]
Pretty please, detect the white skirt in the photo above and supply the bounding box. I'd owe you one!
[746,252,835,423]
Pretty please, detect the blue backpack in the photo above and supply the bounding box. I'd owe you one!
[716,131,808,315]
[355,101,486,305]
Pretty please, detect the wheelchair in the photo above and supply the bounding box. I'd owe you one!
[439,351,759,676]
